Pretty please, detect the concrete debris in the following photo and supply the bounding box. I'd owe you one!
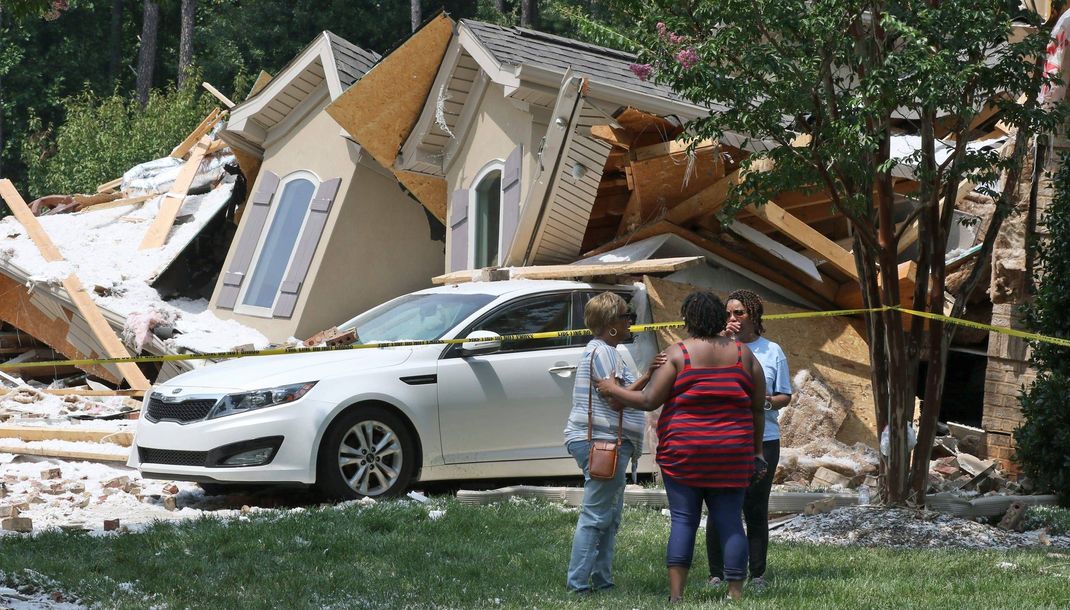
[772,505,1070,549]
[778,369,849,448]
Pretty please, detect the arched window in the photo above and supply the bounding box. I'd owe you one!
[241,173,317,309]
[471,167,502,268]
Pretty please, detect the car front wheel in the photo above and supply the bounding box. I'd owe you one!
[317,407,416,499]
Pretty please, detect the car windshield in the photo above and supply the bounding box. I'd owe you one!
[337,293,496,344]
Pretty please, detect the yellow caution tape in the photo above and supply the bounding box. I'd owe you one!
[2,305,1066,372]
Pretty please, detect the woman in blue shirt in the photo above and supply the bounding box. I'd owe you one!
[707,289,792,593]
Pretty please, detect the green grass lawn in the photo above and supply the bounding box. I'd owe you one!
[1,498,1068,609]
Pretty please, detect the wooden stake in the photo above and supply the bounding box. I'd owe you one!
[170,107,222,158]
[202,82,235,109]
[0,180,151,390]
[139,136,211,250]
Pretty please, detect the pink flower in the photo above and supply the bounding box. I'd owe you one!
[656,22,668,37]
[675,48,699,70]
[629,63,654,81]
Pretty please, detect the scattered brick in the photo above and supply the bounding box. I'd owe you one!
[1,517,32,533]
[41,467,61,480]
[103,519,120,531]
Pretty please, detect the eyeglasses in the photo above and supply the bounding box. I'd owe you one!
[728,309,747,317]
[617,312,637,323]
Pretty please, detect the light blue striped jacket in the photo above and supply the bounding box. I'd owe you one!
[563,338,646,453]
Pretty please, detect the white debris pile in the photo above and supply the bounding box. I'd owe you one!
[0,571,88,610]
[772,506,1070,549]
[0,388,133,421]
[0,147,270,355]
[0,454,244,535]
[776,439,880,490]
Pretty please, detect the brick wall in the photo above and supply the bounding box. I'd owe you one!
[980,138,1063,475]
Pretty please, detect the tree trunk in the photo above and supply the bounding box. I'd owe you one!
[410,0,421,32]
[178,0,195,88]
[108,0,124,87]
[521,0,537,28]
[135,0,160,108]
[494,0,505,12]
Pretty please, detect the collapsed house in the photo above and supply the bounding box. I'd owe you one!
[323,13,1066,481]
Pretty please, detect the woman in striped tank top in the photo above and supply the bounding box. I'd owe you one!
[597,291,767,602]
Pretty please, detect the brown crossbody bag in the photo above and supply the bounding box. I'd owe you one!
[587,348,623,480]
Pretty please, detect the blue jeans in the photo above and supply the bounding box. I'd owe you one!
[565,439,635,592]
[663,474,748,581]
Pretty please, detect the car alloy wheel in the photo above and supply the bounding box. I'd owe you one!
[337,419,403,496]
[318,406,416,499]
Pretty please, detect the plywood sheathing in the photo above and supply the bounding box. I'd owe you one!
[0,274,119,383]
[326,13,453,222]
[432,255,703,285]
[643,275,878,446]
[0,180,149,389]
[618,140,726,235]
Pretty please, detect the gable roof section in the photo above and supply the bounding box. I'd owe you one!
[461,21,684,105]
[326,31,380,89]
[222,31,380,155]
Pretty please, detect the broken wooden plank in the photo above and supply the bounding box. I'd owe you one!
[665,169,740,226]
[0,180,150,390]
[170,107,222,158]
[745,200,858,279]
[431,256,704,285]
[0,443,127,463]
[247,70,274,99]
[201,82,235,109]
[630,138,717,162]
[139,136,211,250]
[75,193,158,214]
[95,177,123,193]
[0,425,133,447]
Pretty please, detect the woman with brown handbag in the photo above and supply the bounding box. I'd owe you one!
[563,292,665,595]
[597,291,767,602]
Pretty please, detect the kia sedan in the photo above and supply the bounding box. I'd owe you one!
[129,280,652,498]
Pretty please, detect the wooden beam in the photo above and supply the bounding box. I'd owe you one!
[75,193,157,214]
[247,70,273,99]
[0,444,127,462]
[170,107,222,158]
[834,261,916,310]
[0,180,150,390]
[432,256,704,285]
[630,138,717,162]
[0,424,133,447]
[95,177,123,193]
[665,169,741,226]
[139,136,211,250]
[586,220,839,305]
[202,81,235,109]
[745,200,858,279]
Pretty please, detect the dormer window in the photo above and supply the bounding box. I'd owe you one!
[239,171,318,313]
[472,169,502,268]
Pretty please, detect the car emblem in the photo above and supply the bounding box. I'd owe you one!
[171,388,182,395]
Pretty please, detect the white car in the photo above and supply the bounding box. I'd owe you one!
[129,280,653,498]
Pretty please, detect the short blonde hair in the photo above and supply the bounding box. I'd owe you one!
[584,292,627,335]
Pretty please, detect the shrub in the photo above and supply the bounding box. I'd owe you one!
[1015,152,1070,507]
[1022,505,1070,535]
[19,78,214,199]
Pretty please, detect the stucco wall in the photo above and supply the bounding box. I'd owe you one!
[444,83,536,268]
[211,100,443,341]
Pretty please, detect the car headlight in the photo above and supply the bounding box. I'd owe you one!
[207,382,318,420]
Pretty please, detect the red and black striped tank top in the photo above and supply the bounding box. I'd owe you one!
[656,341,755,488]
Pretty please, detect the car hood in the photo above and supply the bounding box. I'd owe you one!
[158,346,417,392]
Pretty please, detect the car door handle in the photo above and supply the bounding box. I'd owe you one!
[548,365,577,375]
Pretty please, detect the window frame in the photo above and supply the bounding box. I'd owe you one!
[467,160,505,269]
[442,290,578,359]
[234,169,321,317]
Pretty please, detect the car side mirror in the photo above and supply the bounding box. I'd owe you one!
[460,330,502,356]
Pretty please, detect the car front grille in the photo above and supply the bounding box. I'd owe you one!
[145,397,217,423]
[138,446,209,467]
